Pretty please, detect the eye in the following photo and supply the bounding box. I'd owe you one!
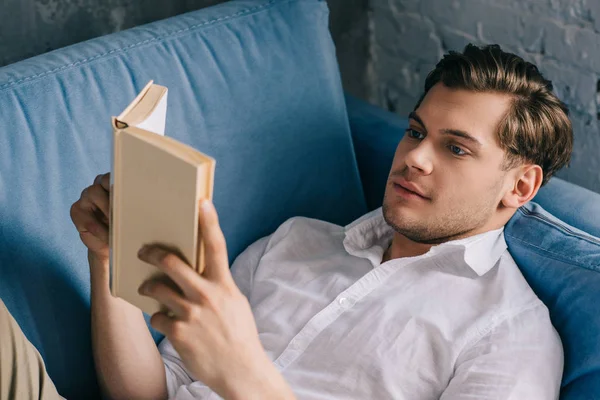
[449,144,467,156]
[406,128,425,140]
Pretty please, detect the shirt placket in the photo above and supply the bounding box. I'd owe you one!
[273,258,411,371]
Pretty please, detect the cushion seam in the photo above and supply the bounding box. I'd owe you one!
[0,0,297,92]
[518,206,600,246]
[505,233,600,273]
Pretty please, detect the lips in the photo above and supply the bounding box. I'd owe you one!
[393,178,429,199]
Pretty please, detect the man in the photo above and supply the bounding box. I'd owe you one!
[0,43,571,399]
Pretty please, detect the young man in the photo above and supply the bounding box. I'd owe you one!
[1,43,572,399]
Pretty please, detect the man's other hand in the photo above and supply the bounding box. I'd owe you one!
[137,199,291,399]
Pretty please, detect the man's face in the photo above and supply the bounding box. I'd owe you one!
[382,83,513,244]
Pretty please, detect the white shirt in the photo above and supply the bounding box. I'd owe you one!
[160,207,563,399]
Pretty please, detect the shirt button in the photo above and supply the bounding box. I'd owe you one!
[338,297,349,307]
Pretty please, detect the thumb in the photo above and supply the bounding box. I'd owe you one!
[197,199,231,284]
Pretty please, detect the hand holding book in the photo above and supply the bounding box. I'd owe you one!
[136,200,297,400]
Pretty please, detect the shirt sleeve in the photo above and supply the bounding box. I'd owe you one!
[158,233,273,399]
[229,234,272,300]
[440,302,564,400]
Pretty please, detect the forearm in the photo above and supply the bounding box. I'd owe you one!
[222,357,296,400]
[90,253,168,400]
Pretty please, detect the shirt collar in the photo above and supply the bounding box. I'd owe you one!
[343,207,507,276]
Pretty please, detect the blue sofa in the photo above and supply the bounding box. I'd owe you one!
[0,0,598,398]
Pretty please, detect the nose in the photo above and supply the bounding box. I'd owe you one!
[404,141,433,175]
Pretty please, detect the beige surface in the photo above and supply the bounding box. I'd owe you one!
[0,299,63,400]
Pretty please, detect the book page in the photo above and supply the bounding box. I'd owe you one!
[135,91,167,136]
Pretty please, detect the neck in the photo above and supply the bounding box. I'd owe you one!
[381,220,507,264]
[382,232,434,263]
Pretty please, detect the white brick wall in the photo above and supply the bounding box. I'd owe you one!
[367,0,600,193]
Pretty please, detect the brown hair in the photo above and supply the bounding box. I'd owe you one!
[415,44,573,186]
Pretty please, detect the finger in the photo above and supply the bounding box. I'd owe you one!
[86,184,110,221]
[79,184,110,223]
[198,200,231,284]
[99,172,110,192]
[70,204,109,243]
[138,277,192,318]
[138,245,216,301]
[94,174,103,185]
[149,312,178,337]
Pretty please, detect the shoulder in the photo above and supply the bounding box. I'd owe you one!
[494,249,541,307]
[465,248,560,351]
[473,249,562,356]
[264,215,345,252]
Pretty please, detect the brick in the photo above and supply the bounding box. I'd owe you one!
[590,0,600,32]
[420,0,480,37]
[372,49,422,96]
[540,60,597,116]
[552,0,595,30]
[372,7,403,56]
[379,82,422,115]
[373,10,441,64]
[371,0,420,14]
[521,18,546,53]
[545,21,577,64]
[394,13,442,64]
[439,26,480,51]
[555,113,600,190]
[478,0,560,20]
[477,5,522,46]
[546,21,600,72]
[571,27,600,72]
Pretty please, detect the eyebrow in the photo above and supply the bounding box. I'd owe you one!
[408,111,483,149]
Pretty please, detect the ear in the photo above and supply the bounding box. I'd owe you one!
[501,164,543,209]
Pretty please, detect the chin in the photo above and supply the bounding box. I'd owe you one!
[382,197,413,224]
[382,202,424,239]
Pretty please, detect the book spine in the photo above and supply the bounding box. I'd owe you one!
[196,161,216,275]
[196,165,204,274]
[109,125,120,296]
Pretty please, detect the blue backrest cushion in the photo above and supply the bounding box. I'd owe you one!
[0,1,367,398]
[505,203,600,399]
[530,177,600,238]
[345,94,600,399]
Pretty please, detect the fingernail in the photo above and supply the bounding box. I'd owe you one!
[138,281,150,295]
[138,245,148,257]
[201,200,211,213]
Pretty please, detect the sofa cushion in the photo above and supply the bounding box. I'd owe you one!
[345,94,600,399]
[529,177,600,238]
[0,1,367,397]
[505,203,600,399]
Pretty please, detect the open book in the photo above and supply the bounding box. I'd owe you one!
[109,80,216,315]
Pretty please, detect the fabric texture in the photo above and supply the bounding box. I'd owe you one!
[345,93,600,399]
[0,299,63,400]
[505,203,600,399]
[0,1,366,397]
[160,208,563,399]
